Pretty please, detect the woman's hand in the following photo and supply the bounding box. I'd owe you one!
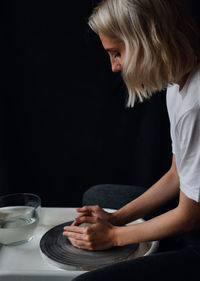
[63,216,118,251]
[72,205,115,226]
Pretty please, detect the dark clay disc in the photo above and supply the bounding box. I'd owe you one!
[40,221,139,271]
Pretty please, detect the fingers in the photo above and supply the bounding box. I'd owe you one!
[75,212,88,221]
[64,225,86,233]
[72,208,100,226]
[73,215,99,226]
[76,206,91,213]
[63,230,87,241]
[68,237,93,250]
[75,207,91,223]
[63,221,94,251]
[76,205,101,214]
[63,215,113,251]
[71,220,77,226]
[64,216,97,234]
[73,212,93,225]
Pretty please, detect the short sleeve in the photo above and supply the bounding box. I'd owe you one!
[176,105,200,202]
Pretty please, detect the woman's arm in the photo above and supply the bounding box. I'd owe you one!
[111,154,180,225]
[114,190,200,246]
[64,154,193,250]
[63,179,200,251]
[73,154,179,227]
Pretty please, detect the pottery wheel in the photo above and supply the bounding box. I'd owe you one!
[40,221,139,271]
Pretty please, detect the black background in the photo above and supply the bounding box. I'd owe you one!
[1,1,199,207]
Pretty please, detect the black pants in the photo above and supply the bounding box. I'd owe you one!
[72,243,200,281]
[72,184,200,281]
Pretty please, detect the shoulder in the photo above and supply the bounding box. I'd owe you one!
[177,104,200,132]
[183,65,200,107]
[175,65,200,119]
[167,65,200,105]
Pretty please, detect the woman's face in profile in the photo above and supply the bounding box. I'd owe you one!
[99,33,126,72]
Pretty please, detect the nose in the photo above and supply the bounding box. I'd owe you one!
[111,62,122,72]
[110,57,122,72]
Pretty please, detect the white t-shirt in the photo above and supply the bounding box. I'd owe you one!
[166,65,200,202]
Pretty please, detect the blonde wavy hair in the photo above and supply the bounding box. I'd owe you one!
[89,0,200,106]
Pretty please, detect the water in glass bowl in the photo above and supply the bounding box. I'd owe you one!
[0,206,39,245]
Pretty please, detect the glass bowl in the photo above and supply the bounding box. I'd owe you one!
[0,193,41,246]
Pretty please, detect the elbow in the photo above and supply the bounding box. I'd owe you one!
[175,207,200,233]
[184,217,200,232]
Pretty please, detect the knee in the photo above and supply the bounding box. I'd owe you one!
[82,184,111,206]
[83,184,106,197]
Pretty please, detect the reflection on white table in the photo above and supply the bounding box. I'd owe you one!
[0,208,158,281]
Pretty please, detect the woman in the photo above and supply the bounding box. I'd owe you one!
[63,0,200,280]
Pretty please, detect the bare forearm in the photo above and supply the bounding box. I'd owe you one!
[115,191,200,246]
[64,192,200,251]
[114,207,186,246]
[111,162,179,226]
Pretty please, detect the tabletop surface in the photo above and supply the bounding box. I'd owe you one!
[0,207,86,279]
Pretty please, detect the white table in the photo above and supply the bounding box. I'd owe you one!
[0,208,86,281]
[0,207,158,281]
